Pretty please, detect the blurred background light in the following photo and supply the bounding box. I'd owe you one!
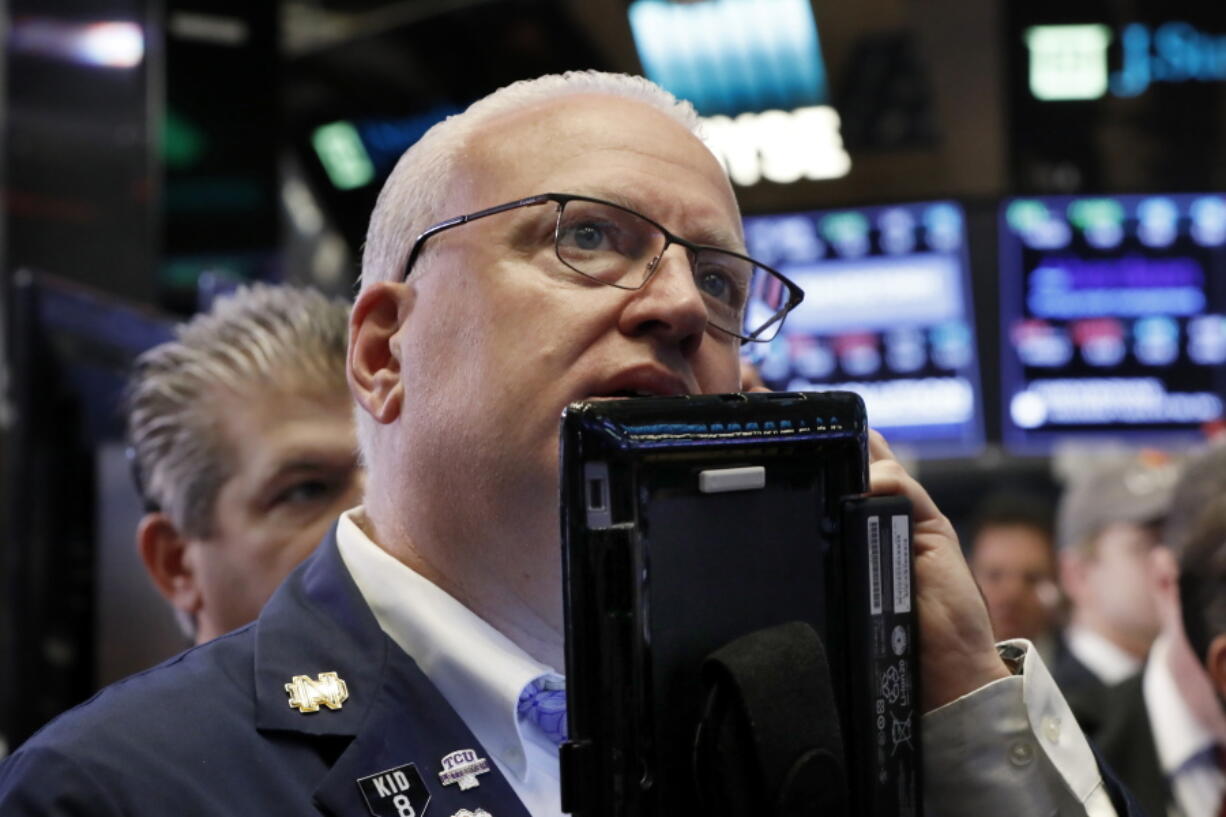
[629,0,827,116]
[10,19,145,69]
[312,121,376,191]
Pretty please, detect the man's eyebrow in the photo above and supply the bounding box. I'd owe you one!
[685,223,745,253]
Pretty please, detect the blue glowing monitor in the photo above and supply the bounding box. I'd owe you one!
[743,201,984,458]
[628,0,828,117]
[999,194,1226,452]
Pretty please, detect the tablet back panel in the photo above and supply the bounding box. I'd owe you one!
[560,391,868,816]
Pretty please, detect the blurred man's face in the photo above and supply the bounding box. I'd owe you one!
[186,384,362,642]
[970,524,1058,642]
[392,94,744,629]
[1076,522,1162,650]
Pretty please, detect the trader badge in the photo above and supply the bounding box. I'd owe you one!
[357,763,431,817]
[285,671,349,713]
[438,749,490,791]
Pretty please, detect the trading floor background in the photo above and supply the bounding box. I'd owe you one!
[2,0,1225,755]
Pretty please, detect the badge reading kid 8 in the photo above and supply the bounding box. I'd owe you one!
[356,763,431,817]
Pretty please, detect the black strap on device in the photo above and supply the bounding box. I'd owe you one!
[693,621,848,817]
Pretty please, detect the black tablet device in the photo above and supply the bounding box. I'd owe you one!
[558,391,921,817]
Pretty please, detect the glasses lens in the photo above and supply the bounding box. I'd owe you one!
[740,265,797,341]
[554,198,798,342]
[555,200,665,286]
[691,249,754,335]
[695,250,796,341]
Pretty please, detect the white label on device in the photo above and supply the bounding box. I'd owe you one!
[698,466,766,493]
[892,514,911,614]
[868,516,883,616]
[584,462,612,529]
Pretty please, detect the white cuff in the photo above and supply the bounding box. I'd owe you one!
[922,639,1117,817]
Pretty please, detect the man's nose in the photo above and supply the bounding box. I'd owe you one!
[617,244,709,353]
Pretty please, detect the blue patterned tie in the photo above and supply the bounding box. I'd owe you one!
[517,676,568,747]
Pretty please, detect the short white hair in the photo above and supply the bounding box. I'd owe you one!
[127,283,350,538]
[355,70,703,459]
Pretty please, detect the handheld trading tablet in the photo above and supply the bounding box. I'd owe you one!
[557,391,921,817]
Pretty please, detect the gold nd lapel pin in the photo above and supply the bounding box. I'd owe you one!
[285,671,349,713]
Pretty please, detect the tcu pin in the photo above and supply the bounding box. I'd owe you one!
[356,763,431,817]
[438,749,490,791]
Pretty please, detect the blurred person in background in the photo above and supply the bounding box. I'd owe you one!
[1053,455,1176,700]
[127,283,362,644]
[967,493,1062,658]
[1074,447,1226,817]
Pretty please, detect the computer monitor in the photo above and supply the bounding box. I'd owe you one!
[999,193,1226,452]
[2,272,179,748]
[742,200,985,458]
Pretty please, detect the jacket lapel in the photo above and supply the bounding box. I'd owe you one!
[252,527,533,817]
[313,643,533,817]
[1092,673,1174,817]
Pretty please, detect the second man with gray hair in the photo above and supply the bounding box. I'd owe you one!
[126,282,363,644]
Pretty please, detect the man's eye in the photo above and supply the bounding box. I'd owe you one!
[560,220,616,252]
[698,270,732,301]
[273,480,333,507]
[696,263,749,308]
[575,224,605,250]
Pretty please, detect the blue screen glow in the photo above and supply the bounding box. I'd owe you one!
[743,201,984,458]
[999,194,1226,451]
[628,0,828,117]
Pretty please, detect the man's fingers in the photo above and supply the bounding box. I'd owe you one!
[868,458,951,542]
[868,428,894,464]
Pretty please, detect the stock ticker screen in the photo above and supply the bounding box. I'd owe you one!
[742,201,985,458]
[1000,194,1226,452]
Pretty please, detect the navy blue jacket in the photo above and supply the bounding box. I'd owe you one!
[0,527,531,817]
[0,526,1151,817]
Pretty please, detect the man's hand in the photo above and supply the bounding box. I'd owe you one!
[868,429,1012,712]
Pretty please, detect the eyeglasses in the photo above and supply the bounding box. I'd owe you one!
[401,192,805,342]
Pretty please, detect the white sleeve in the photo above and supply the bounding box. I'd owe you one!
[922,639,1118,817]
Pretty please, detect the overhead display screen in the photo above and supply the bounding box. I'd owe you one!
[999,193,1226,451]
[743,201,984,457]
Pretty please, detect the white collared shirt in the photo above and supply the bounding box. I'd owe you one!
[1143,634,1226,817]
[1066,625,1145,685]
[925,639,1118,817]
[336,509,564,817]
[337,507,1115,817]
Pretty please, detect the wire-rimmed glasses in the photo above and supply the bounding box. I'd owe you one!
[401,193,805,342]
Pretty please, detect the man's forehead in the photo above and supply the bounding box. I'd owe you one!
[214,381,350,443]
[463,94,741,236]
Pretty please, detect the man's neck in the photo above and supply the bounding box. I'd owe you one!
[359,501,566,671]
[1161,626,1226,744]
[1066,622,1144,684]
[1072,610,1151,660]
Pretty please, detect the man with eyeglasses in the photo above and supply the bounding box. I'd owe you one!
[0,71,1137,817]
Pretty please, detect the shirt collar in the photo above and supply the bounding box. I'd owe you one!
[1143,633,1219,776]
[335,507,557,780]
[1066,625,1143,685]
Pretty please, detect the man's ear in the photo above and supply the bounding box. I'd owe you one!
[1058,549,1087,602]
[136,512,202,619]
[349,282,412,425]
[1208,634,1226,700]
[1149,545,1179,602]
